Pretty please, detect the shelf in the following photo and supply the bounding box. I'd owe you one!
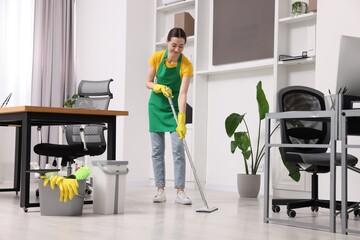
[278,57,315,65]
[157,0,195,12]
[279,12,317,24]
[156,35,194,47]
[196,58,274,76]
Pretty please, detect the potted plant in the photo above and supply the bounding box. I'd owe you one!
[225,81,278,198]
[291,1,308,16]
[225,81,301,198]
[63,94,79,108]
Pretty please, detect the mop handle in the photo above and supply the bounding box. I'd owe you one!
[167,96,209,208]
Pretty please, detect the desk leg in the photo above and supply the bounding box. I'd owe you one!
[14,127,21,193]
[341,114,348,234]
[20,120,34,211]
[107,118,116,160]
[264,117,271,223]
[329,114,337,233]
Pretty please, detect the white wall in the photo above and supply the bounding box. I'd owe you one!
[316,0,360,201]
[205,69,274,193]
[122,0,154,184]
[76,0,127,168]
[76,0,154,184]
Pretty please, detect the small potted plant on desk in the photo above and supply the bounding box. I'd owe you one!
[63,94,79,108]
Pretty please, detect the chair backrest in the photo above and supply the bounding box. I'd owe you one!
[65,79,113,146]
[277,85,329,154]
[73,79,113,110]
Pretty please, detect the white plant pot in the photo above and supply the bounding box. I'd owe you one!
[237,173,261,198]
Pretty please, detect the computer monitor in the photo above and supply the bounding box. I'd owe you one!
[337,35,360,96]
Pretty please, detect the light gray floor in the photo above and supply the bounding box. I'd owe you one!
[1,184,360,240]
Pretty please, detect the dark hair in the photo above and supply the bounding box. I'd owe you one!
[167,28,187,44]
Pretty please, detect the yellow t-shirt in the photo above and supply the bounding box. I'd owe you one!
[148,50,193,79]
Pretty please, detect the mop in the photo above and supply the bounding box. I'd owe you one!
[167,95,218,213]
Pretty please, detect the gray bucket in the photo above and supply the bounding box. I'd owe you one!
[38,179,86,216]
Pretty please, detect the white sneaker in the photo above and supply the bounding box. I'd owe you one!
[153,189,166,203]
[175,191,192,205]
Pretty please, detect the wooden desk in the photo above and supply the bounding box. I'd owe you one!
[0,106,128,212]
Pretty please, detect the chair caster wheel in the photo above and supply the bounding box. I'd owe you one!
[354,209,360,217]
[85,188,92,195]
[311,206,319,212]
[23,208,28,213]
[272,205,280,213]
[287,209,296,218]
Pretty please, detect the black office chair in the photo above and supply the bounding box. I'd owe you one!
[34,79,113,177]
[272,85,359,218]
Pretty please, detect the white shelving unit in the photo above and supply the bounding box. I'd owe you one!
[272,0,318,198]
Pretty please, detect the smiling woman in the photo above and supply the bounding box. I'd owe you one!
[0,0,34,106]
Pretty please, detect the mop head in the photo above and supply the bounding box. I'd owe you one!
[196,206,219,213]
[74,166,91,180]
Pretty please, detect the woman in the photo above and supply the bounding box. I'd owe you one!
[146,28,193,205]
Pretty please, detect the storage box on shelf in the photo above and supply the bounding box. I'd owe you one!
[174,12,194,36]
[308,0,317,12]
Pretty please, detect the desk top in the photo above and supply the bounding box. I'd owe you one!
[0,106,129,116]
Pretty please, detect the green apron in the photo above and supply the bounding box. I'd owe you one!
[148,50,182,132]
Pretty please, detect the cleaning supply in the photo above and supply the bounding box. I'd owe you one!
[43,174,80,202]
[176,112,186,139]
[74,166,91,180]
[167,96,218,213]
[153,84,173,98]
[62,178,79,201]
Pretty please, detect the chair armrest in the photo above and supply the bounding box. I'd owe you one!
[79,124,88,151]
[37,126,42,143]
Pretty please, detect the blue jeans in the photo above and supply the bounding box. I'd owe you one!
[150,132,186,189]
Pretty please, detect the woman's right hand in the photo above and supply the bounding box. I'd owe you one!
[153,84,173,98]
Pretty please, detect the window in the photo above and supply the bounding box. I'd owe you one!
[0,0,34,106]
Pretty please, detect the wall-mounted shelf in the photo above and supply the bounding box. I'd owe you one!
[279,12,317,24]
[278,57,315,66]
[196,58,273,76]
[157,0,195,12]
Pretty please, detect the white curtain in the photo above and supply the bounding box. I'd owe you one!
[31,0,76,107]
[31,0,77,167]
[0,0,34,106]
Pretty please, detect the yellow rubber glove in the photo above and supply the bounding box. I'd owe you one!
[153,84,173,98]
[49,175,62,189]
[61,181,69,203]
[63,179,79,201]
[176,112,186,140]
[57,180,65,202]
[41,175,50,187]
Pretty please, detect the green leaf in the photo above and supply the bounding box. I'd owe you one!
[279,148,301,182]
[230,141,238,153]
[256,81,269,120]
[242,150,251,160]
[234,132,250,152]
[225,113,245,137]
